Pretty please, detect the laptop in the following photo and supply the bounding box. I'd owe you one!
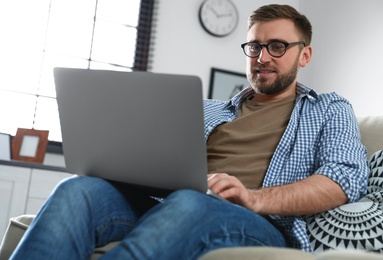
[54,67,210,194]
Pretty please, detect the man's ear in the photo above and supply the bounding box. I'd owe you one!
[299,46,312,68]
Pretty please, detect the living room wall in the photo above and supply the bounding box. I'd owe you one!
[151,0,383,117]
[299,0,383,117]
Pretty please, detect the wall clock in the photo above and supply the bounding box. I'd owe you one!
[198,0,239,37]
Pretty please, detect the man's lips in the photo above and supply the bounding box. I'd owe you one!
[256,69,276,76]
[257,70,274,73]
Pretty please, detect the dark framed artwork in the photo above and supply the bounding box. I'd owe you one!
[11,128,49,163]
[208,68,249,100]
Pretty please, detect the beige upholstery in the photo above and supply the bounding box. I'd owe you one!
[357,115,383,158]
[199,247,383,260]
[0,215,34,260]
[1,115,382,259]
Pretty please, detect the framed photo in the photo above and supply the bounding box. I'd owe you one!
[208,68,249,100]
[11,128,49,164]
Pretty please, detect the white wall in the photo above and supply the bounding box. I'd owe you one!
[152,0,383,116]
[299,0,383,116]
[151,0,299,95]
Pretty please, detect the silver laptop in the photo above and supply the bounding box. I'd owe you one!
[54,67,209,194]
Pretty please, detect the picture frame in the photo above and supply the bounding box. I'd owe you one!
[11,128,49,164]
[208,68,249,100]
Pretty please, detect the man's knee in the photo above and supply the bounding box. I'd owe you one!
[51,176,111,202]
[56,175,106,189]
[166,189,209,206]
[164,189,222,217]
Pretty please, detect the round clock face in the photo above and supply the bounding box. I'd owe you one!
[199,0,239,37]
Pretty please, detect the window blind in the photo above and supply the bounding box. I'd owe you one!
[134,0,156,71]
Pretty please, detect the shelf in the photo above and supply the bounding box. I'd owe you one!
[0,160,67,173]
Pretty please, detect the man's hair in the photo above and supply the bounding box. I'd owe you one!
[248,4,312,45]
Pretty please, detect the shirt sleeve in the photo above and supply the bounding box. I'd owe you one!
[314,99,369,203]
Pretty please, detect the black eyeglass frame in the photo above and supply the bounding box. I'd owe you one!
[240,41,306,58]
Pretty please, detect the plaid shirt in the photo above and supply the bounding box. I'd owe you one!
[203,83,369,251]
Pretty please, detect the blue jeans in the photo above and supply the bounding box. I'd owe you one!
[11,176,286,259]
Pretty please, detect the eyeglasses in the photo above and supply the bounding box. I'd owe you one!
[240,41,306,58]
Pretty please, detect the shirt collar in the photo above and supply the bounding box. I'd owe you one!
[225,82,318,110]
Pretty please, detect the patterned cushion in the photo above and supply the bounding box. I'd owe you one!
[306,149,383,253]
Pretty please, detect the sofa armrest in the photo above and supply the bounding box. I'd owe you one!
[0,215,35,260]
[199,247,383,260]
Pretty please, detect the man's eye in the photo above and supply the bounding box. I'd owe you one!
[270,44,284,51]
[249,45,259,52]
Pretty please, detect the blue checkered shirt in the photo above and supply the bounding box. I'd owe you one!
[203,83,369,251]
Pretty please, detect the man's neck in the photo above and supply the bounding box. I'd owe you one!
[250,84,297,103]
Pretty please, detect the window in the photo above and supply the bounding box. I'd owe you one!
[0,0,155,142]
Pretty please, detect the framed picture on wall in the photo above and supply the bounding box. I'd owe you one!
[208,68,249,100]
[11,128,49,164]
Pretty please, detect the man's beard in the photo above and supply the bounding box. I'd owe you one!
[247,59,299,96]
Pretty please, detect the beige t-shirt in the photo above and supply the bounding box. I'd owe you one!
[207,94,296,189]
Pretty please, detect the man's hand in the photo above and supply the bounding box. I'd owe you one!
[207,173,348,216]
[208,173,254,207]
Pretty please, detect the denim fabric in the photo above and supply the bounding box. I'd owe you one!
[11,176,286,259]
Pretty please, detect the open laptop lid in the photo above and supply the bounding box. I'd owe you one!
[54,67,208,193]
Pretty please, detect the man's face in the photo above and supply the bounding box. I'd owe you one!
[246,19,309,99]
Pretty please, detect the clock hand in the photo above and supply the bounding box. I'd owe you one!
[208,6,220,17]
[218,12,233,18]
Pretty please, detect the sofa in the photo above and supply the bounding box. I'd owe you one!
[1,115,383,259]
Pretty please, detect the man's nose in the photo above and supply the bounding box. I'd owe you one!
[257,47,272,63]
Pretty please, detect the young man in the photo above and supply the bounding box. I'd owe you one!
[11,4,369,259]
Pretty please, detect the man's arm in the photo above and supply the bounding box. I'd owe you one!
[208,173,347,215]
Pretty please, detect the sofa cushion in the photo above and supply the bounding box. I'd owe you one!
[199,247,316,260]
[357,115,383,158]
[306,149,383,253]
[199,247,383,260]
